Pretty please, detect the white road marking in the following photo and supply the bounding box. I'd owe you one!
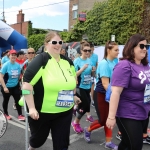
[7,115,104,143]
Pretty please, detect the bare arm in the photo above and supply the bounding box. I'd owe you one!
[22,82,39,120]
[106,86,123,129]
[0,73,9,93]
[101,77,109,90]
[76,64,88,77]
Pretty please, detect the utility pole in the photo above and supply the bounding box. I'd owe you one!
[2,0,5,22]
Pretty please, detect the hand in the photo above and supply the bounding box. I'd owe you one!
[74,96,81,105]
[82,64,89,70]
[106,118,116,130]
[4,87,9,93]
[29,108,39,120]
[92,66,96,72]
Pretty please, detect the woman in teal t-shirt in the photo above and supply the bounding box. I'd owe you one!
[72,42,95,134]
[0,49,25,121]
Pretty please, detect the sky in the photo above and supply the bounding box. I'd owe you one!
[0,0,69,31]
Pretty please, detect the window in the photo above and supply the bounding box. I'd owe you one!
[73,10,77,19]
[72,4,78,19]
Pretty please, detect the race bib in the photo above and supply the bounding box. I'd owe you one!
[144,84,150,103]
[56,90,74,107]
[83,75,91,84]
[11,70,19,78]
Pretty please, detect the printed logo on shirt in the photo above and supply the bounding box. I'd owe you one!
[67,69,73,76]
[11,70,19,78]
[139,71,146,84]
[83,74,91,84]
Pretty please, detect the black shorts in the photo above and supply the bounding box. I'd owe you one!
[29,108,73,150]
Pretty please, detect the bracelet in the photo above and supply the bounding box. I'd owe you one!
[108,117,115,120]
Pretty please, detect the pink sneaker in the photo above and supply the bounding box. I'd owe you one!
[4,114,12,120]
[86,116,94,123]
[71,122,83,133]
[18,115,25,121]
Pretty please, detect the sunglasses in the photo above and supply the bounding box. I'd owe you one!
[139,44,150,50]
[48,41,63,45]
[82,49,91,53]
[28,52,35,54]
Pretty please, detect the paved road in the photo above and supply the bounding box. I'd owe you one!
[0,93,149,150]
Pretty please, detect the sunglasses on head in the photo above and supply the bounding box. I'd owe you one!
[48,41,63,45]
[82,49,91,53]
[139,44,150,50]
[28,52,35,54]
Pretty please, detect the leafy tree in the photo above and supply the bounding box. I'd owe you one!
[68,0,147,45]
[28,34,46,51]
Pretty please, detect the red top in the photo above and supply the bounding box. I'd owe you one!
[16,59,25,64]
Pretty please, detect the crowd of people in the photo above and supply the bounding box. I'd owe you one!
[0,31,150,150]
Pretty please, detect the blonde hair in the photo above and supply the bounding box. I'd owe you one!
[27,47,35,52]
[44,31,61,44]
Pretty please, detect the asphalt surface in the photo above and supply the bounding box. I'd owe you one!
[0,92,149,150]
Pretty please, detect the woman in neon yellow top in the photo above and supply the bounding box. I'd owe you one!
[22,31,81,150]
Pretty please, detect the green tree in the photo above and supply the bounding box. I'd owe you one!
[28,34,46,51]
[68,0,146,45]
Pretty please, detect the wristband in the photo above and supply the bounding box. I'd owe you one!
[22,90,34,95]
[73,93,76,96]
[108,117,115,120]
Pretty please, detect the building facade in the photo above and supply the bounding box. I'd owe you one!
[10,10,31,37]
[69,0,106,31]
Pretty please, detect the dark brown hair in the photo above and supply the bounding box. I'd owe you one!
[120,34,148,65]
[80,40,90,51]
[104,41,118,58]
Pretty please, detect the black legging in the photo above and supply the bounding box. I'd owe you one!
[143,111,150,134]
[1,84,22,116]
[76,88,91,119]
[116,117,147,150]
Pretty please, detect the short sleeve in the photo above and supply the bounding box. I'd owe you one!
[1,57,5,65]
[111,60,131,88]
[73,58,80,72]
[23,54,43,85]
[0,63,7,75]
[97,60,110,78]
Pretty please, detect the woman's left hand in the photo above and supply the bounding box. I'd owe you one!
[92,66,96,72]
[106,118,116,130]
[74,96,81,105]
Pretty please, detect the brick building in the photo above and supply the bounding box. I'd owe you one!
[69,0,106,30]
[10,10,31,37]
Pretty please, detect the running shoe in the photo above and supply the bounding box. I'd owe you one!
[86,116,94,123]
[18,115,25,121]
[105,142,118,150]
[71,122,83,134]
[4,114,12,120]
[143,136,150,145]
[116,133,122,141]
[91,101,95,107]
[84,127,91,143]
[13,103,17,110]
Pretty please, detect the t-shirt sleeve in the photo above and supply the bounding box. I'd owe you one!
[98,60,110,78]
[73,58,80,72]
[23,54,43,85]
[0,63,7,75]
[111,60,131,88]
[1,57,6,65]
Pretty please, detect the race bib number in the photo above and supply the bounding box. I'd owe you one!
[83,75,91,84]
[144,84,150,103]
[11,70,19,78]
[56,90,74,107]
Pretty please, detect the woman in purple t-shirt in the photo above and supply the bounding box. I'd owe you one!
[106,34,150,150]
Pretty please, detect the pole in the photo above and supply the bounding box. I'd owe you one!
[2,0,5,21]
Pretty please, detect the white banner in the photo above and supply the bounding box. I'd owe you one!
[0,20,14,41]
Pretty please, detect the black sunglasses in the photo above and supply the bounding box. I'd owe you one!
[139,44,150,50]
[83,49,91,53]
[48,41,63,45]
[28,52,35,54]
